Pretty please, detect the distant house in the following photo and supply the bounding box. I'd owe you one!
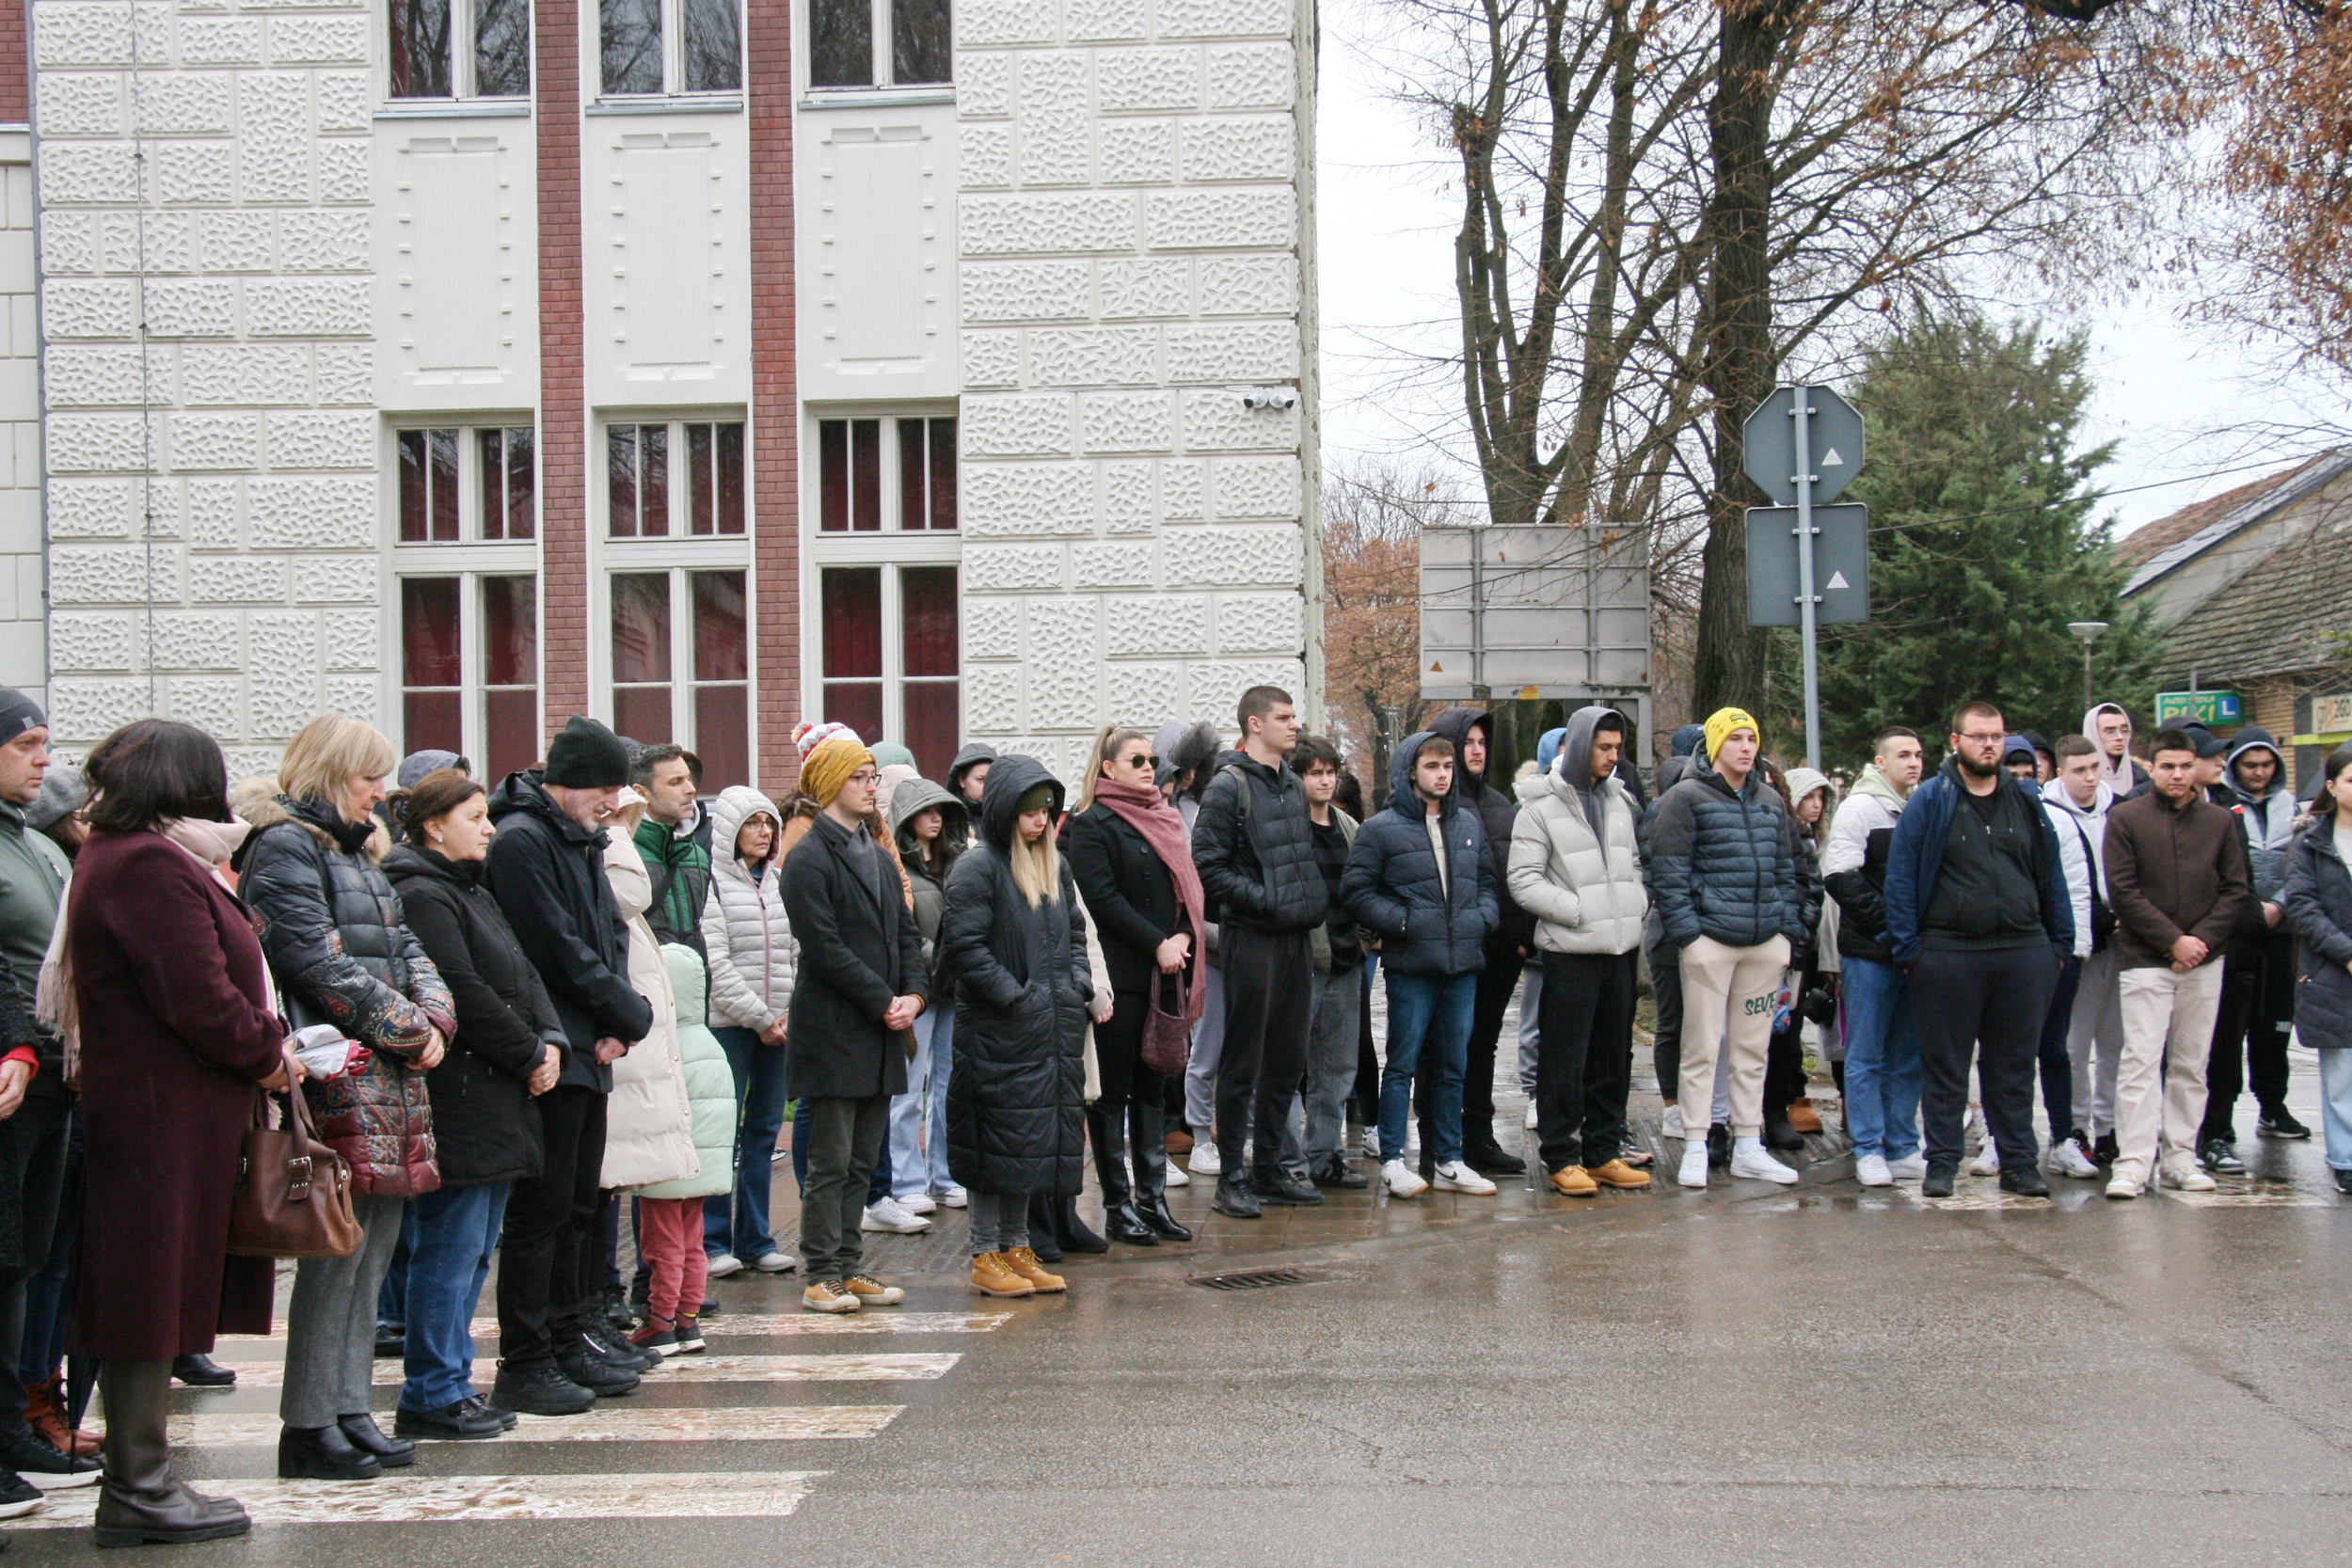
[2116,450,2352,794]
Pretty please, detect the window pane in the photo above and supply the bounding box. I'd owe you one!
[897,419,925,531]
[901,564,956,677]
[641,422,670,537]
[821,567,882,680]
[600,0,663,94]
[892,0,950,85]
[607,424,638,536]
[850,419,880,531]
[903,681,959,781]
[613,688,673,745]
[389,0,453,98]
[809,0,872,87]
[482,574,536,687]
[819,420,849,531]
[682,0,740,91]
[504,426,535,539]
[717,421,745,533]
[823,683,882,746]
[402,577,461,687]
[483,689,537,781]
[928,417,956,530]
[475,0,532,94]
[688,423,714,535]
[611,572,672,684]
[429,429,459,541]
[692,570,747,682]
[478,429,507,538]
[398,429,429,542]
[405,689,464,757]
[693,687,749,790]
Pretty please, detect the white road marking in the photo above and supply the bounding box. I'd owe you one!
[172,1406,901,1445]
[14,1471,823,1528]
[220,1311,1009,1346]
[214,1353,960,1387]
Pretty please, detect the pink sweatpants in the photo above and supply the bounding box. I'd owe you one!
[637,1196,709,1324]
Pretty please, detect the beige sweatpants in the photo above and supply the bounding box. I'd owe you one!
[2114,961,2224,1186]
[1677,934,1791,1137]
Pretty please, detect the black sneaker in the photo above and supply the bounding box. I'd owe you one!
[583,1324,659,1372]
[1212,1171,1263,1219]
[1464,1145,1527,1177]
[1312,1154,1369,1190]
[488,1365,594,1418]
[1707,1123,1732,1169]
[1251,1166,1324,1206]
[600,1287,637,1334]
[2093,1131,2119,1165]
[0,1470,42,1519]
[1998,1166,2051,1197]
[373,1322,405,1358]
[674,1315,707,1354]
[2201,1139,2246,1174]
[2334,1168,2352,1196]
[1762,1115,1806,1152]
[2258,1108,2312,1140]
[0,1431,98,1489]
[393,1400,506,1441]
[1922,1160,1959,1198]
[556,1351,639,1398]
[461,1394,519,1431]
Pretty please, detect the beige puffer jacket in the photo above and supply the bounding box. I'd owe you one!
[599,828,698,1190]
[1507,759,1648,956]
[701,785,797,1035]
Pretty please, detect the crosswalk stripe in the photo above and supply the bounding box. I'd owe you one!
[218,1311,1009,1346]
[215,1353,960,1387]
[12,1471,824,1528]
[172,1406,902,1445]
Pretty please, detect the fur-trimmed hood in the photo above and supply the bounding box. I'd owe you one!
[232,790,392,869]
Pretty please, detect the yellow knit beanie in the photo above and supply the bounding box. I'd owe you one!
[1704,706,1758,763]
[801,734,875,807]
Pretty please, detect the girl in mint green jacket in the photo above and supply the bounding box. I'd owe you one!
[630,945,739,1354]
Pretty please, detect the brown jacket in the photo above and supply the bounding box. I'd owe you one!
[2104,788,2249,970]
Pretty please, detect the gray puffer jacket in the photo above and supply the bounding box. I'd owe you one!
[700,785,796,1034]
[2283,817,2352,1050]
[1508,710,1647,957]
[1645,752,1803,950]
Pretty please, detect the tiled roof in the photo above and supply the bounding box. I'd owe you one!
[2114,455,2331,568]
[2153,514,2352,687]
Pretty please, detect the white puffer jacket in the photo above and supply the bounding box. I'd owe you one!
[701,785,797,1034]
[600,828,699,1190]
[1508,756,1647,956]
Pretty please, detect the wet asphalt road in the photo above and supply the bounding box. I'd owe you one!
[13,1053,2352,1567]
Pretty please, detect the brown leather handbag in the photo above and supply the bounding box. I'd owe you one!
[1139,969,1195,1079]
[228,1055,362,1259]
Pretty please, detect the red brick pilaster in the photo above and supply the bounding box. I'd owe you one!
[747,0,801,790]
[0,0,27,124]
[536,0,588,731]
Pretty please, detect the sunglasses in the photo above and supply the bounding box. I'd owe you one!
[1120,752,1161,768]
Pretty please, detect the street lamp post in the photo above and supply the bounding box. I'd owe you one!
[2068,621,2109,712]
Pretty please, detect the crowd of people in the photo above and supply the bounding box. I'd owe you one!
[0,678,2344,1545]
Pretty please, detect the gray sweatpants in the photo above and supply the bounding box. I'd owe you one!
[280,1191,406,1428]
[1184,959,1227,1134]
[1282,965,1365,1173]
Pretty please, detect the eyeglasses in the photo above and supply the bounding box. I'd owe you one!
[1957,732,2006,745]
[846,769,881,786]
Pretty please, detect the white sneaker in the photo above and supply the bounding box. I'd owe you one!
[1523,1101,1539,1131]
[2106,1172,2142,1199]
[751,1250,798,1273]
[707,1252,745,1278]
[897,1193,938,1215]
[859,1197,932,1234]
[2044,1140,2102,1180]
[1968,1142,2002,1177]
[1855,1153,1893,1188]
[1360,1129,1381,1160]
[1189,1140,1222,1176]
[1381,1158,1428,1198]
[936,1185,968,1209]
[1677,1144,1709,1188]
[2161,1160,2217,1193]
[1730,1146,1800,1184]
[1431,1161,1497,1195]
[1661,1104,1686,1139]
[1886,1153,1928,1180]
[1164,1159,1191,1187]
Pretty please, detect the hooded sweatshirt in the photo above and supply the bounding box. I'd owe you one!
[2224,724,2293,904]
[2084,703,2152,798]
[1507,707,1646,956]
[1426,705,1533,954]
[2041,773,2116,959]
[1822,761,1909,965]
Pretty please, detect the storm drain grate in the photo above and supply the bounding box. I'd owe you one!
[1189,1267,1321,1291]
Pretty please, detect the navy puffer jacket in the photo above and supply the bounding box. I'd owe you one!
[1190,751,1328,934]
[1338,731,1498,975]
[1645,752,1803,950]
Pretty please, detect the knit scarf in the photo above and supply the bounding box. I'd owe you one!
[1089,774,1206,1021]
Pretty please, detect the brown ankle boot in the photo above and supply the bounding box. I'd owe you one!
[28,1372,100,1458]
[1788,1099,1824,1134]
[1001,1246,1067,1293]
[969,1252,1034,1297]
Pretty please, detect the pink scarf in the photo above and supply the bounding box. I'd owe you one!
[1089,774,1207,1022]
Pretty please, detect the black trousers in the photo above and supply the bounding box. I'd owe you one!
[2201,927,2297,1140]
[1764,963,1818,1114]
[1458,944,1524,1149]
[0,1086,70,1440]
[497,1084,607,1371]
[1534,950,1637,1173]
[1216,927,1313,1169]
[1911,945,2058,1169]
[1646,934,1684,1101]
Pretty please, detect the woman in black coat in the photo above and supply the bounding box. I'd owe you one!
[940,754,1093,1297]
[1063,726,1197,1244]
[2284,745,2352,1192]
[383,769,567,1439]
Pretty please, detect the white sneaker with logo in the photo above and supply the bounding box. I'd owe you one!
[2044,1140,2102,1180]
[859,1197,931,1234]
[1430,1161,1496,1195]
[1730,1146,1800,1185]
[1381,1158,1428,1198]
[1189,1139,1222,1176]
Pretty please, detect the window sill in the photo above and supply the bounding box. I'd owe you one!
[588,94,744,116]
[798,87,954,109]
[377,98,532,119]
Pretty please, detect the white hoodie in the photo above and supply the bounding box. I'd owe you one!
[2040,774,2114,960]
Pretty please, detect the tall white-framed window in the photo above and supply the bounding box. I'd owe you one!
[600,411,754,787]
[387,0,532,100]
[806,0,950,90]
[600,0,742,97]
[806,404,959,776]
[389,421,542,777]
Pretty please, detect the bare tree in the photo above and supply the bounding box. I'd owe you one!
[1320,461,1467,797]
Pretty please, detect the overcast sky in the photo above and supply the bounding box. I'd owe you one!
[1311,11,2350,542]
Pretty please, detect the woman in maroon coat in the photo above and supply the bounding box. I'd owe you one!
[69,720,290,1547]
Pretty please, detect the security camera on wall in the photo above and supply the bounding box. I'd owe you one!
[1242,387,1298,411]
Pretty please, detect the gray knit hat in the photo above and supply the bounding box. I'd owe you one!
[25,765,84,832]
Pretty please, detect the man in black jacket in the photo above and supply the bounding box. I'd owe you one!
[485,717,656,1413]
[1191,686,1329,1219]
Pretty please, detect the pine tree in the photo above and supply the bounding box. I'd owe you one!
[1776,315,2159,766]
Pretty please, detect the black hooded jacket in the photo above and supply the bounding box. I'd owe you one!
[1190,747,1328,934]
[940,754,1091,1196]
[1340,731,1499,975]
[1427,706,1534,954]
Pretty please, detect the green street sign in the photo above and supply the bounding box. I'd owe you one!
[2154,690,2243,725]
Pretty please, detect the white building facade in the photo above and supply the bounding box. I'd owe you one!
[14,0,1318,783]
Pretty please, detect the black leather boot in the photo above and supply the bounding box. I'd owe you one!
[277,1422,380,1481]
[168,1354,235,1388]
[93,1361,250,1547]
[336,1413,415,1467]
[1130,1101,1193,1241]
[1090,1102,1157,1246]
[1057,1196,1108,1254]
[1025,1194,1065,1263]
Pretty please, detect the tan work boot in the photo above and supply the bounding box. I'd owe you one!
[1586,1158,1654,1190]
[1000,1246,1068,1292]
[1788,1099,1824,1134]
[1547,1164,1599,1197]
[844,1275,906,1306]
[970,1252,1035,1297]
[801,1279,861,1313]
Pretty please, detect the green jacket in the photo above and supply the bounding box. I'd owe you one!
[634,809,712,958]
[0,801,67,1076]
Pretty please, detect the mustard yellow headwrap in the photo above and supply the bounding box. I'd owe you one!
[801,734,875,807]
[1704,706,1759,763]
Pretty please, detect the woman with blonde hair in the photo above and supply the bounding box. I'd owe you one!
[939,755,1097,1296]
[236,715,455,1480]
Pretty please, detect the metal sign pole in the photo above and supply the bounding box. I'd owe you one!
[1792,387,1821,769]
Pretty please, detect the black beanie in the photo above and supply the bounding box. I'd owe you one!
[0,689,44,743]
[543,716,630,788]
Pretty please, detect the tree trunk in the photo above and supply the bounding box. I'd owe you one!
[1692,0,1805,717]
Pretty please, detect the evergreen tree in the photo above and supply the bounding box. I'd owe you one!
[1773,315,2159,766]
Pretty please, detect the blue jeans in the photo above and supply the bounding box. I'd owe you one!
[399,1181,510,1412]
[1378,970,1477,1166]
[1842,956,1922,1161]
[2320,1050,2352,1171]
[705,1026,791,1261]
[888,1006,955,1198]
[374,1204,420,1329]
